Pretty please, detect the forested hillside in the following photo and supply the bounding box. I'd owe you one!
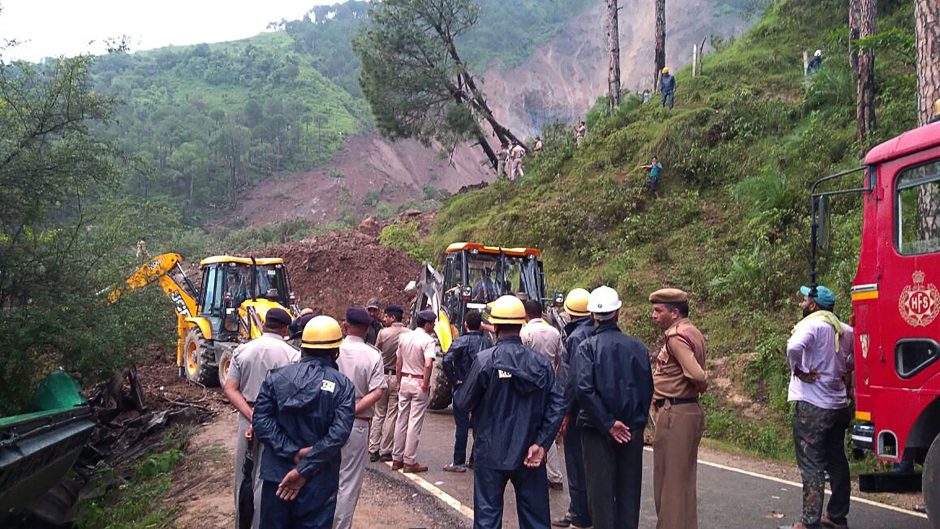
[408,0,918,457]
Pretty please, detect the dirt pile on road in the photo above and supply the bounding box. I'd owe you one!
[255,228,422,319]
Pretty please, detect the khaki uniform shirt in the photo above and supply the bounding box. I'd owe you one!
[375,322,410,371]
[227,332,300,402]
[338,336,387,418]
[397,328,436,376]
[653,318,707,399]
[520,318,563,372]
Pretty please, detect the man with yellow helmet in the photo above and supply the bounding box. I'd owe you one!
[553,288,594,529]
[252,316,356,529]
[455,295,566,529]
[660,67,676,109]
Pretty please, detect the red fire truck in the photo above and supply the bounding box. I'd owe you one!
[813,118,940,523]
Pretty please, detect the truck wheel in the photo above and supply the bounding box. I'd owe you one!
[427,360,453,410]
[183,328,219,387]
[217,349,233,387]
[925,434,940,528]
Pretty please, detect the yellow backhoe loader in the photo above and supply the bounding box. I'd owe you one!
[109,253,299,386]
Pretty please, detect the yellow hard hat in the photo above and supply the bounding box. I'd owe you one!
[300,308,314,316]
[563,288,591,317]
[934,99,940,118]
[662,67,670,75]
[301,316,344,349]
[487,295,527,325]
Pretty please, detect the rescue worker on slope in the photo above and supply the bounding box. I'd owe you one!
[574,286,653,529]
[252,316,356,529]
[333,307,387,529]
[553,288,594,529]
[455,295,566,529]
[224,307,300,529]
[660,67,676,110]
[442,309,492,472]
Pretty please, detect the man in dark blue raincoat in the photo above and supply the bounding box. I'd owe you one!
[455,296,566,529]
[442,309,492,473]
[553,288,595,529]
[574,286,653,529]
[253,315,356,529]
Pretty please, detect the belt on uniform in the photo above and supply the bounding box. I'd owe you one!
[355,416,371,422]
[401,372,424,379]
[654,396,698,408]
[385,368,397,375]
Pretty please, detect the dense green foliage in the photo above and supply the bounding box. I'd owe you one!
[422,0,917,457]
[0,54,174,415]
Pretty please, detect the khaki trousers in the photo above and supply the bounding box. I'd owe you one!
[653,401,705,529]
[369,374,399,455]
[333,419,370,529]
[234,415,263,529]
[546,442,563,484]
[393,377,429,465]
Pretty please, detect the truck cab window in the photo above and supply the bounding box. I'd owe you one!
[896,159,940,255]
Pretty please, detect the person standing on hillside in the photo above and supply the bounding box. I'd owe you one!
[392,310,437,473]
[369,304,409,463]
[252,315,355,529]
[553,288,594,529]
[785,285,854,529]
[534,136,544,153]
[497,142,510,178]
[649,288,708,529]
[455,296,566,529]
[574,286,653,529]
[807,49,824,75]
[442,309,492,472]
[364,298,384,346]
[224,308,300,529]
[333,308,387,529]
[660,67,676,109]
[509,142,527,181]
[641,157,663,199]
[521,300,566,490]
[574,121,587,146]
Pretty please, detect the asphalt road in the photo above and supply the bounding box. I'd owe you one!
[369,408,931,529]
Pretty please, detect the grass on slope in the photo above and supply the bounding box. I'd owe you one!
[422,0,917,459]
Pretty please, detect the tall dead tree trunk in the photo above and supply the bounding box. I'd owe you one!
[915,0,940,240]
[607,0,621,110]
[850,0,877,144]
[654,0,666,91]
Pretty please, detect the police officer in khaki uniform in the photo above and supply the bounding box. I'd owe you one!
[223,308,300,529]
[649,288,707,529]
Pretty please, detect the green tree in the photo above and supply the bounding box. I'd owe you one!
[353,0,525,171]
[0,54,171,414]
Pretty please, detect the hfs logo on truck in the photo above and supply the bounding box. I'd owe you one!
[898,270,940,327]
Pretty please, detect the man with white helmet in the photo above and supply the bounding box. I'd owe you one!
[573,286,653,529]
[808,49,823,75]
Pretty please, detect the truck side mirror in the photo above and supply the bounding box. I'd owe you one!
[813,195,831,251]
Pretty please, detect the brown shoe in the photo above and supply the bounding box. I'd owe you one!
[403,462,429,473]
[391,460,404,471]
[821,515,849,529]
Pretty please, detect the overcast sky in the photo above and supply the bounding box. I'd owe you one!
[0,0,338,62]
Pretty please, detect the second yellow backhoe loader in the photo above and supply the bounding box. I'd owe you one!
[109,253,300,386]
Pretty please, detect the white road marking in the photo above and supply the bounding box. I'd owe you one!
[384,462,474,520]
[642,447,928,519]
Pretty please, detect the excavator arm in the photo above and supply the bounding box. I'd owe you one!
[107,253,199,317]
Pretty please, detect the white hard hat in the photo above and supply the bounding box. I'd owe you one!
[814,49,822,57]
[587,286,622,320]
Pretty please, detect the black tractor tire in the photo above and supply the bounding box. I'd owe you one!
[183,328,219,387]
[427,360,453,410]
[924,434,940,528]
[217,348,233,387]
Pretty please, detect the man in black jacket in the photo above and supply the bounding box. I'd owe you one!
[253,316,356,529]
[455,296,566,529]
[442,310,491,472]
[553,288,595,529]
[574,286,654,529]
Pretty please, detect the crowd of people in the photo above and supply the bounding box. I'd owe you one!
[223,278,854,529]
